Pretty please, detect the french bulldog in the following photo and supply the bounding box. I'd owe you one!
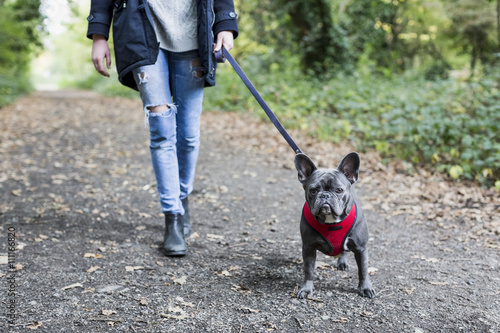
[294,152,375,299]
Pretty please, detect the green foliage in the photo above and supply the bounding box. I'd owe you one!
[0,0,43,108]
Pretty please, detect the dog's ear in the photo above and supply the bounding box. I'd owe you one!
[295,153,317,184]
[337,152,360,184]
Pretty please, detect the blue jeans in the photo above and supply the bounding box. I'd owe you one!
[133,49,205,215]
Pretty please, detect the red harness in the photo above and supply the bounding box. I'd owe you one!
[303,202,357,256]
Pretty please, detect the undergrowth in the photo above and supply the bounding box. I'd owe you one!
[204,62,500,188]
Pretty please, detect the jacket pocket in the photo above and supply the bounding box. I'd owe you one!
[112,0,158,75]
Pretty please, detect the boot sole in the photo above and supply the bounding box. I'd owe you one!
[163,249,187,257]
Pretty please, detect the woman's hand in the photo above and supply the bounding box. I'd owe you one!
[91,34,111,77]
[214,31,234,52]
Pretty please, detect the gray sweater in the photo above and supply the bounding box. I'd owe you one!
[148,0,198,52]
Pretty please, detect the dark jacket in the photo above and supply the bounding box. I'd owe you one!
[86,0,238,90]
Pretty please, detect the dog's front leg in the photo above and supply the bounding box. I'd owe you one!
[297,246,316,299]
[353,248,375,298]
[337,252,349,271]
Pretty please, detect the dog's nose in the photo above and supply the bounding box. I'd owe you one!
[319,193,329,199]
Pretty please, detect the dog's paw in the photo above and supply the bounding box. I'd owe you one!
[337,261,349,271]
[359,281,375,298]
[297,281,314,299]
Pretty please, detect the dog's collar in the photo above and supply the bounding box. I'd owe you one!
[303,202,357,256]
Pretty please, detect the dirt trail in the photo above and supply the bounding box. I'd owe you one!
[0,91,499,332]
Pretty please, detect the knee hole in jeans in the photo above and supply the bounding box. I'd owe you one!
[148,104,171,113]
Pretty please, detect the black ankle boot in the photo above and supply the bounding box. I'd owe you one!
[163,214,187,256]
[181,197,192,237]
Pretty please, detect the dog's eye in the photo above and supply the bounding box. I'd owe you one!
[309,188,318,195]
[335,188,344,194]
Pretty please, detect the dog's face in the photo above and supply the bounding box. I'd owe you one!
[295,152,360,224]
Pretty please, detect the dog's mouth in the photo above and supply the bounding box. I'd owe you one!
[314,204,343,224]
[319,203,332,215]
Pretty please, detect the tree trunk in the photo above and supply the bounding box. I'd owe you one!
[285,0,336,74]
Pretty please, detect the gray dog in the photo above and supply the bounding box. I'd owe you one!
[294,152,375,298]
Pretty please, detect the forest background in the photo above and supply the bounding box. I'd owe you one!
[1,0,499,188]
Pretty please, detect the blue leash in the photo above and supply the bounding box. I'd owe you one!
[215,47,303,155]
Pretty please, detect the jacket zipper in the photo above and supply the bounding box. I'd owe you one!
[209,0,215,78]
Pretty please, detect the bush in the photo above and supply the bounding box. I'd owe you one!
[0,3,37,108]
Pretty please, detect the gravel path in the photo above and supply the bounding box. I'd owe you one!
[0,91,498,332]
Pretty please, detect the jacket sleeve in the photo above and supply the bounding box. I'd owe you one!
[86,0,115,40]
[213,0,239,39]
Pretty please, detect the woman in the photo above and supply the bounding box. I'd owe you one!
[87,0,238,256]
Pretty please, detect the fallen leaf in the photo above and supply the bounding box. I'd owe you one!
[332,317,349,323]
[125,266,144,272]
[188,231,199,239]
[368,267,379,275]
[102,309,117,316]
[84,253,103,259]
[404,287,417,295]
[61,282,84,290]
[139,298,148,306]
[172,276,187,285]
[306,297,324,303]
[160,313,188,320]
[167,305,183,313]
[175,297,195,307]
[219,270,232,277]
[316,261,330,269]
[87,266,100,273]
[429,281,449,286]
[12,189,22,196]
[207,233,224,240]
[16,242,27,250]
[239,306,259,313]
[27,321,42,330]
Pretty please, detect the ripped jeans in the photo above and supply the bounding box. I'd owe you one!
[133,49,205,215]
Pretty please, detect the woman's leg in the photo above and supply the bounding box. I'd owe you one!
[132,49,184,215]
[168,50,205,201]
[167,50,205,239]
